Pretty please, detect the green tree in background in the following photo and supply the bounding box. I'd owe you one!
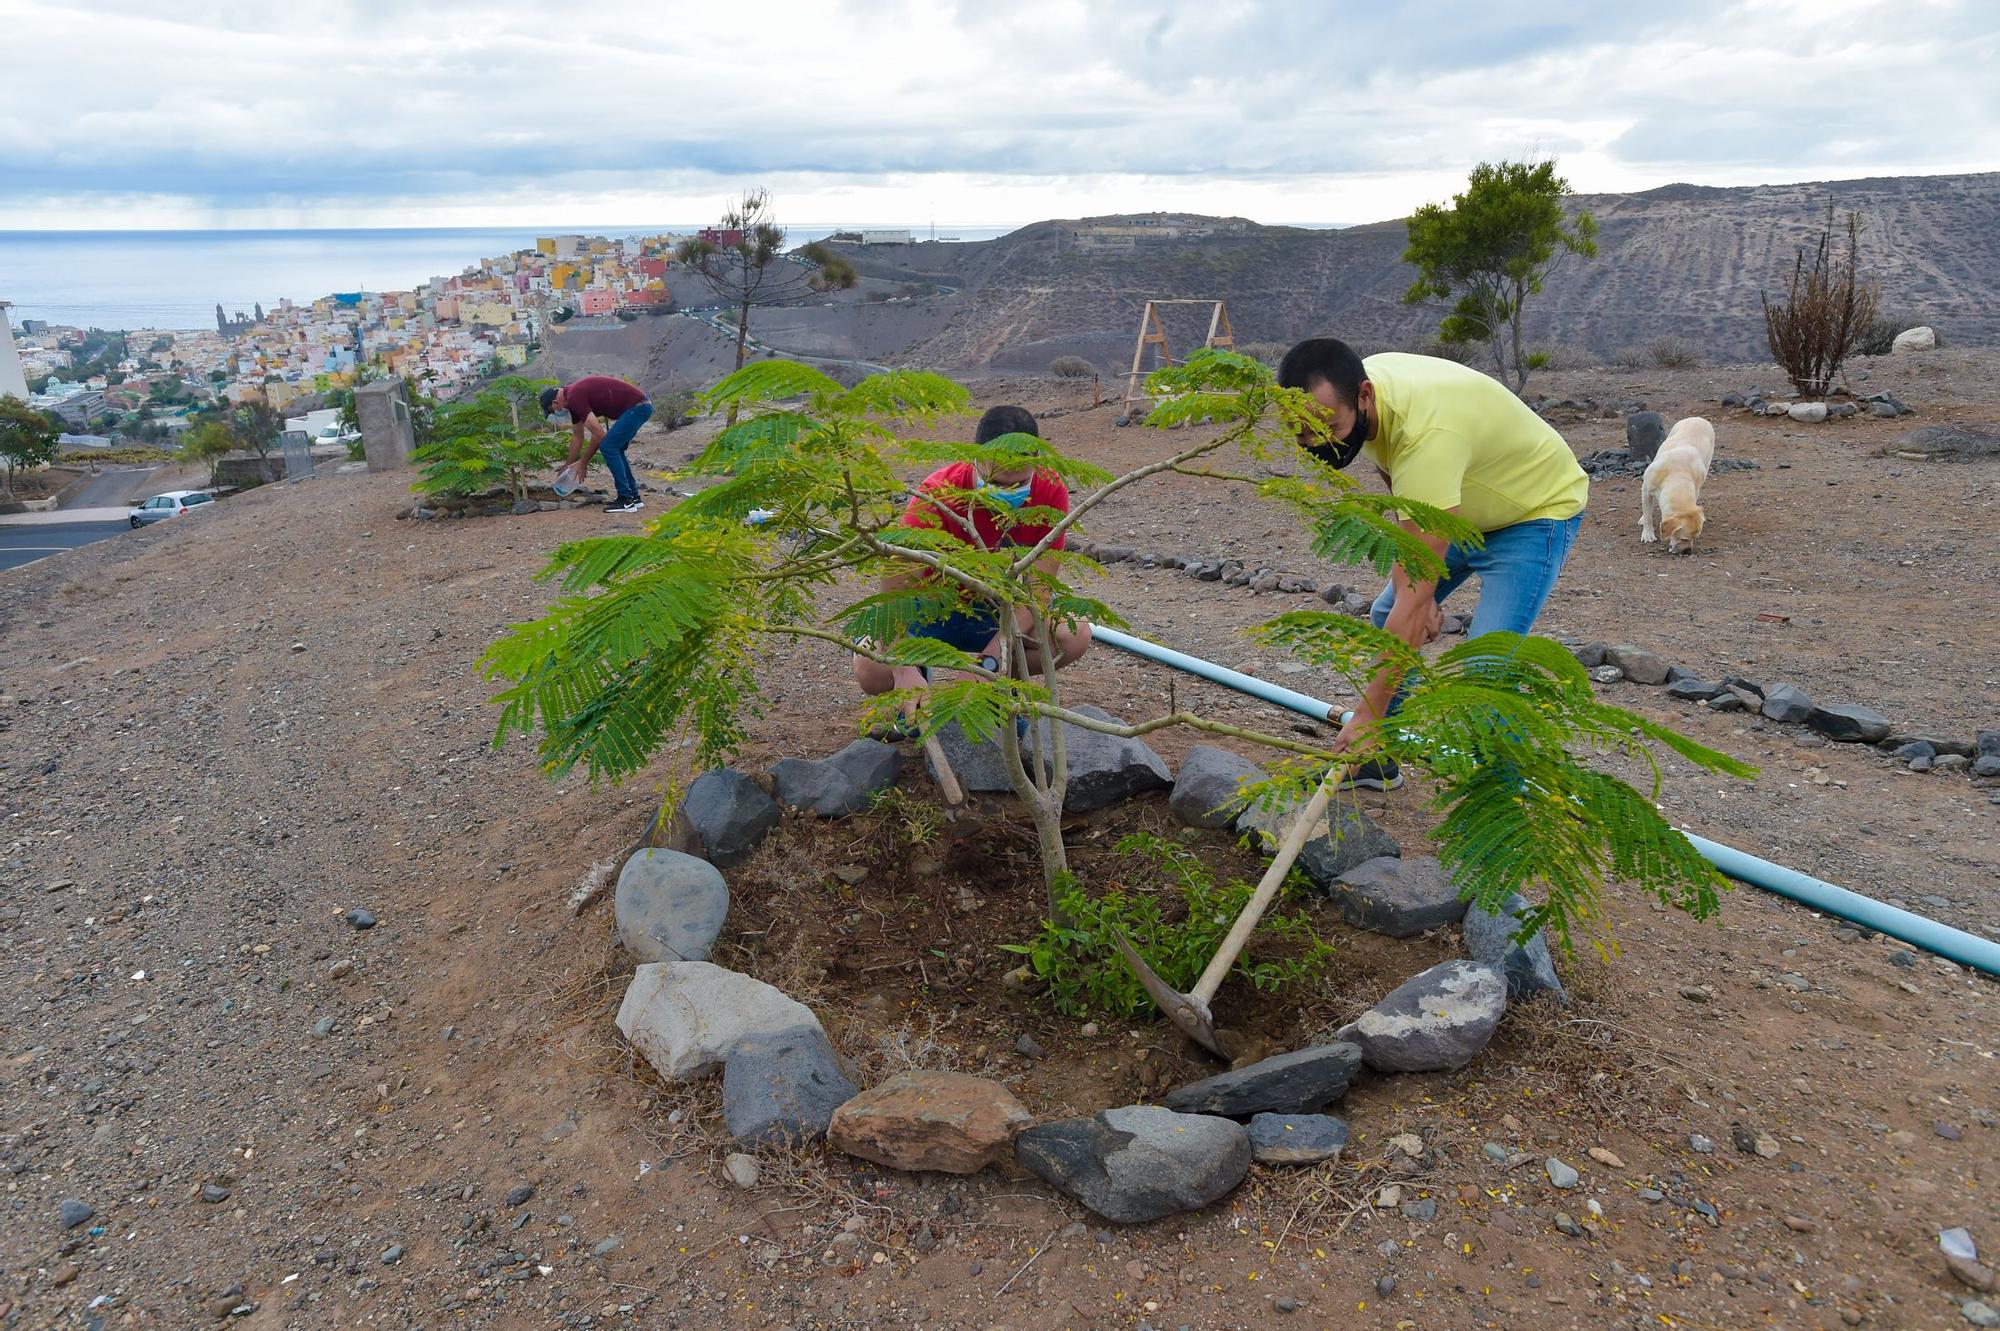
[1403,159,1598,393]
[180,419,236,485]
[0,395,62,497]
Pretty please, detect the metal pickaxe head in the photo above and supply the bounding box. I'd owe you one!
[1111,928,1230,1059]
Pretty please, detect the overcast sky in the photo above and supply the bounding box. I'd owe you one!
[2,0,1995,230]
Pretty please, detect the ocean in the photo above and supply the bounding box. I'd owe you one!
[0,225,1020,332]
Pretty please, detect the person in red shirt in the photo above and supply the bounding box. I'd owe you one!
[852,405,1093,724]
[539,375,653,514]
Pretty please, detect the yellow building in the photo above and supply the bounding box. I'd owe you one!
[462,301,516,328]
[537,237,558,256]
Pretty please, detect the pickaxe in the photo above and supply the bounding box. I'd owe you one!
[1113,774,1334,1059]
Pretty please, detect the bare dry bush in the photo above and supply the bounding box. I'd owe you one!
[1763,203,1878,395]
[1644,335,1703,369]
[1048,355,1096,379]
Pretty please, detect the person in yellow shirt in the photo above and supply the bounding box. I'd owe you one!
[1278,337,1589,790]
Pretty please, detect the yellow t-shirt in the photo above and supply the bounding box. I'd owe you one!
[1359,352,1588,532]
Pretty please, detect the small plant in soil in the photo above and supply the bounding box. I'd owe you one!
[1001,833,1333,1019]
[411,375,566,503]
[483,350,1752,987]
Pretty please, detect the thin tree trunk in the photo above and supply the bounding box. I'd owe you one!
[727,299,753,427]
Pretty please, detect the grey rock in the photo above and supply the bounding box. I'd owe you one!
[1721,675,1764,698]
[505,1183,534,1207]
[613,848,729,964]
[1787,402,1829,423]
[1979,729,2000,757]
[510,497,539,516]
[926,718,1021,794]
[616,960,822,1081]
[311,1015,336,1038]
[1401,1198,1438,1221]
[1625,411,1668,463]
[1965,1300,2000,1329]
[592,1236,621,1257]
[770,740,901,818]
[1871,400,1901,418]
[1319,582,1348,605]
[1975,754,2000,777]
[1760,683,1813,723]
[1246,1113,1349,1165]
[1482,1141,1509,1162]
[1461,892,1565,1002]
[722,1024,858,1146]
[1162,1043,1363,1116]
[1330,856,1468,938]
[1014,1032,1045,1059]
[1806,703,1893,744]
[59,1198,93,1229]
[1236,795,1400,892]
[1589,665,1625,684]
[1688,1133,1716,1153]
[1546,1157,1580,1189]
[1606,645,1670,685]
[1892,740,1937,763]
[1033,706,1172,811]
[1710,692,1746,712]
[1665,677,1726,701]
[200,1183,230,1203]
[678,768,779,868]
[344,907,376,930]
[933,706,1172,812]
[1015,1105,1252,1224]
[381,1244,404,1264]
[1571,641,1610,668]
[1169,745,1264,829]
[1338,960,1507,1073]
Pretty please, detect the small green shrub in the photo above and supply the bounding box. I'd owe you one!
[1526,352,1550,371]
[410,375,564,501]
[1049,355,1096,379]
[1526,342,1598,372]
[1000,833,1333,1020]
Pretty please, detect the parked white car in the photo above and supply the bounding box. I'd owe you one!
[315,423,362,447]
[130,490,216,528]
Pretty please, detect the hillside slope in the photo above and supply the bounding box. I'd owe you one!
[862,172,2000,372]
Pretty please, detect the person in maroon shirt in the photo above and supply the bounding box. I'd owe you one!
[540,375,653,513]
[852,405,1092,731]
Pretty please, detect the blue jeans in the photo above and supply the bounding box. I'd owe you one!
[909,607,1001,654]
[596,400,653,501]
[1370,512,1583,714]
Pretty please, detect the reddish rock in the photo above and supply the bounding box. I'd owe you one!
[828,1071,1032,1174]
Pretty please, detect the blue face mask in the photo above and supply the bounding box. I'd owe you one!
[983,478,1033,509]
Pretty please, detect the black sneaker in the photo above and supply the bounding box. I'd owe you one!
[1337,757,1403,791]
[603,497,643,514]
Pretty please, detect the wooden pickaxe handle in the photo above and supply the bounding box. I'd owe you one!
[922,734,965,807]
[1189,775,1336,1005]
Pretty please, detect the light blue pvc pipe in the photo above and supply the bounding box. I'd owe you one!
[1681,833,1999,977]
[1091,625,1336,723]
[1094,625,2000,977]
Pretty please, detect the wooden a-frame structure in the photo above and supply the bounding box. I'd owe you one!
[1119,298,1235,421]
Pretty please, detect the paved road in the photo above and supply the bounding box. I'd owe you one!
[66,464,161,508]
[0,518,130,571]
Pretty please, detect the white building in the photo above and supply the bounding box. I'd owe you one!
[860,230,914,246]
[0,301,28,401]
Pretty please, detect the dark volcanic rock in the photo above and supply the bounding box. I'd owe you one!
[1236,796,1400,891]
[770,739,902,817]
[1625,411,1669,463]
[1461,892,1566,1002]
[1329,856,1468,938]
[1015,1105,1251,1223]
[1169,745,1264,829]
[723,1025,859,1147]
[1339,960,1508,1073]
[678,768,780,868]
[1805,703,1894,744]
[1759,684,1813,724]
[1161,1043,1362,1116]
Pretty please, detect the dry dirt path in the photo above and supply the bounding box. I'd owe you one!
[1,355,1994,1330]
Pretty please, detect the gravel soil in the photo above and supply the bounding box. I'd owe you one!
[1,349,1994,1330]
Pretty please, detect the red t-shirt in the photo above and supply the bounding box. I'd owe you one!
[564,375,647,421]
[900,462,1069,551]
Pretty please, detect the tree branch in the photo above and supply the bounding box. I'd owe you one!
[1026,703,1338,761]
[1008,431,1239,576]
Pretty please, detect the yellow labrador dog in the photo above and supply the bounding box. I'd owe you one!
[1640,416,1715,553]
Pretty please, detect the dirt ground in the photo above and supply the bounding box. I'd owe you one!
[1,348,1995,1331]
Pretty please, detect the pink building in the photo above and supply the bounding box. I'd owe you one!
[578,289,618,316]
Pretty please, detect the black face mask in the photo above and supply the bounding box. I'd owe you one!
[1321,408,1371,469]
